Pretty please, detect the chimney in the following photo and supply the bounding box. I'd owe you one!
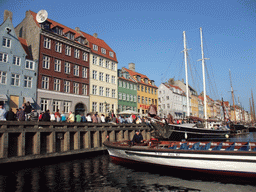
[75,27,80,32]
[4,10,13,22]
[128,63,135,72]
[93,33,98,38]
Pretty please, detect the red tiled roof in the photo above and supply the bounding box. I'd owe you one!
[164,84,184,93]
[118,76,136,83]
[198,95,204,101]
[123,68,157,88]
[18,37,33,60]
[29,10,117,62]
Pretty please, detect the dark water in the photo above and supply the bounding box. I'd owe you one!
[1,134,256,192]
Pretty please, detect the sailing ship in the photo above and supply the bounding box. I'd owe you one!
[149,28,230,140]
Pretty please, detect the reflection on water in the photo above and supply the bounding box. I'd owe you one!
[0,134,256,191]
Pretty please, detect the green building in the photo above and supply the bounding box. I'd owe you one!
[118,68,137,113]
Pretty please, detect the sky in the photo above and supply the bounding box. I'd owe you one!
[1,0,255,111]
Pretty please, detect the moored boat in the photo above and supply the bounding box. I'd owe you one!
[104,139,256,178]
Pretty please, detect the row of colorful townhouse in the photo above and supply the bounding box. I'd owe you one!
[158,80,251,122]
[0,10,158,117]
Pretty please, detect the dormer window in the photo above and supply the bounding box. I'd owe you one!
[41,21,51,30]
[76,37,85,45]
[53,26,63,35]
[101,48,106,54]
[65,32,75,40]
[93,44,98,51]
[151,80,155,86]
[109,51,114,57]
[137,75,141,82]
[144,78,148,84]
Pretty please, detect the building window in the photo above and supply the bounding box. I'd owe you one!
[145,97,148,104]
[99,103,104,113]
[0,53,8,62]
[123,81,126,88]
[99,58,103,66]
[119,80,122,87]
[112,89,115,98]
[105,60,109,68]
[130,94,133,101]
[149,98,151,104]
[152,89,154,94]
[145,87,147,93]
[106,74,110,83]
[92,102,97,112]
[74,65,79,76]
[142,96,144,104]
[137,85,140,91]
[65,45,71,56]
[25,60,34,70]
[73,82,79,94]
[106,88,110,97]
[2,37,11,48]
[43,37,51,49]
[41,76,49,89]
[13,56,21,66]
[109,51,114,57]
[53,100,61,113]
[10,74,20,86]
[119,92,122,100]
[63,101,71,113]
[43,56,50,69]
[41,99,49,112]
[92,85,97,95]
[123,93,126,100]
[0,71,7,84]
[101,48,106,54]
[64,81,70,93]
[55,41,62,53]
[93,56,97,65]
[92,70,97,80]
[126,94,129,101]
[138,96,140,103]
[24,76,32,88]
[54,59,61,72]
[83,52,88,61]
[99,72,104,81]
[148,87,150,93]
[166,96,169,100]
[111,76,115,84]
[66,32,74,40]
[99,86,104,96]
[82,84,88,95]
[74,48,80,59]
[111,62,115,70]
[64,62,70,74]
[155,89,157,95]
[141,86,144,92]
[134,95,136,102]
[53,27,63,35]
[82,67,87,78]
[93,44,98,51]
[53,78,60,91]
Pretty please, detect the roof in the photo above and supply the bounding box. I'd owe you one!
[29,10,117,62]
[18,37,32,60]
[118,76,136,83]
[164,83,184,93]
[123,68,157,88]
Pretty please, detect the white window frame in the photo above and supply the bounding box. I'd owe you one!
[105,60,109,68]
[43,56,50,69]
[74,65,79,76]
[119,92,122,100]
[74,48,80,59]
[106,74,110,83]
[65,45,71,56]
[11,74,20,86]
[99,86,104,96]
[111,62,115,70]
[41,99,49,112]
[24,76,32,88]
[0,53,8,62]
[112,89,115,98]
[111,76,115,84]
[2,37,11,48]
[92,70,97,80]
[123,93,126,100]
[99,58,103,66]
[53,100,61,113]
[93,56,97,65]
[106,88,110,97]
[101,48,106,54]
[64,81,70,93]
[83,52,88,61]
[53,78,61,91]
[92,85,97,95]
[82,67,87,78]
[25,60,34,70]
[54,59,61,72]
[63,101,71,113]
[13,56,21,66]
[64,62,70,74]
[55,41,62,53]
[109,51,114,57]
[73,82,79,94]
[93,44,98,51]
[43,37,51,49]
[82,84,88,95]
[42,76,49,89]
[99,103,104,113]
[99,72,104,81]
[0,71,7,84]
[92,102,97,112]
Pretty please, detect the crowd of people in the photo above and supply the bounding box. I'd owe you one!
[0,103,150,125]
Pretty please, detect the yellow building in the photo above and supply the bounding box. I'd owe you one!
[86,33,118,115]
[191,94,199,117]
[124,63,158,115]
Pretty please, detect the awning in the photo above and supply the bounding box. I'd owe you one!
[24,97,34,103]
[0,94,8,101]
[175,112,183,116]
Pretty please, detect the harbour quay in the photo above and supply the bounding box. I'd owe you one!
[0,121,151,164]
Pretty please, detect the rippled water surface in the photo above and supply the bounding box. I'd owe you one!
[1,133,256,192]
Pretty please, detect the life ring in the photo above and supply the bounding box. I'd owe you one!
[237,130,241,134]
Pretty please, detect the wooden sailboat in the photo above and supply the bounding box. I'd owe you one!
[149,28,230,140]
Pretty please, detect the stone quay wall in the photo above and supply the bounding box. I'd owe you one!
[0,121,151,164]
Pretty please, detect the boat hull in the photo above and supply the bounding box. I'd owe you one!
[104,141,256,178]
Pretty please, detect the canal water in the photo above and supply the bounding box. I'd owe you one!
[1,133,256,192]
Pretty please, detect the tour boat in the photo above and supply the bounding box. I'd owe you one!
[104,139,256,178]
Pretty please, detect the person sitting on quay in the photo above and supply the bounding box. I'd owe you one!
[29,108,38,121]
[132,130,144,144]
[86,114,92,123]
[50,112,56,122]
[92,113,98,123]
[17,108,25,121]
[67,111,75,123]
[101,114,105,123]
[55,109,61,122]
[38,112,43,121]
[61,112,66,122]
[42,110,50,122]
[96,112,101,123]
[0,105,6,121]
[76,113,81,122]
[81,113,86,122]
[6,108,16,121]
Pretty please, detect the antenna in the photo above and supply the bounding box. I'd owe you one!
[36,10,48,23]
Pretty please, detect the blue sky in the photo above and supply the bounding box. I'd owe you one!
[1,0,255,111]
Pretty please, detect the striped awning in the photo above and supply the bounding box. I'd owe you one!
[24,97,34,103]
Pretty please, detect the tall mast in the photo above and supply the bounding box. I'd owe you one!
[199,27,208,126]
[252,90,255,122]
[222,98,226,122]
[229,69,236,123]
[183,31,190,119]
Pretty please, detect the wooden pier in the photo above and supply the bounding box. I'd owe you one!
[0,121,151,164]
